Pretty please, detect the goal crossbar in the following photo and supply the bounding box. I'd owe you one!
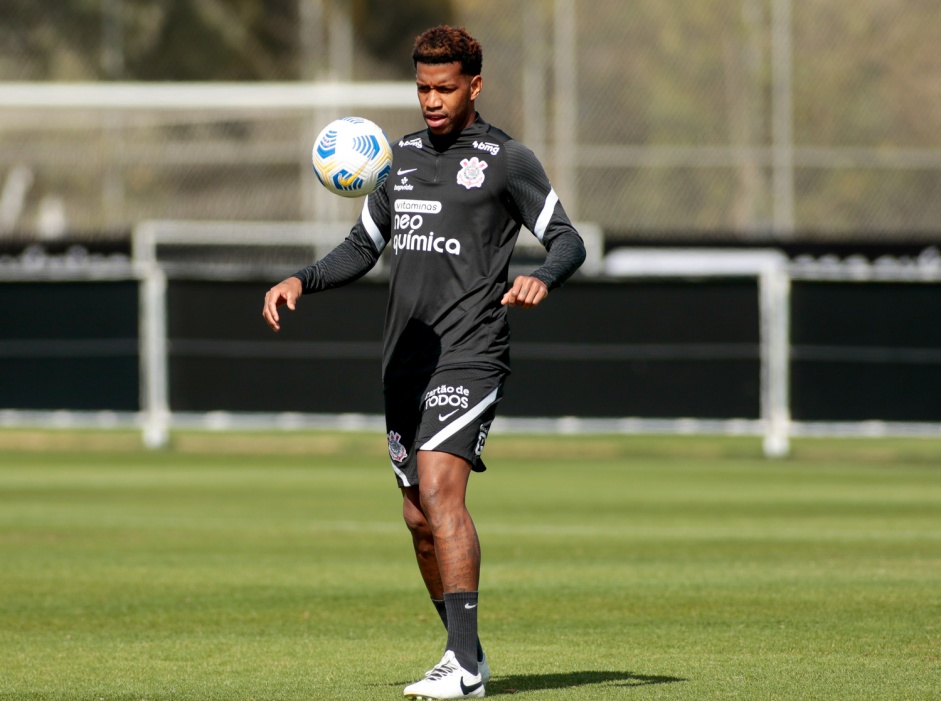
[0,81,416,111]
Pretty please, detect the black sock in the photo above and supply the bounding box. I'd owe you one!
[443,591,479,674]
[433,597,485,663]
[432,598,448,629]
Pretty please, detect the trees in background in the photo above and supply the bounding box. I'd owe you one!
[0,0,453,81]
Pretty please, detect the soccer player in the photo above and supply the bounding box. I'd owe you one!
[263,26,585,700]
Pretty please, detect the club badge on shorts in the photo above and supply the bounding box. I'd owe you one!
[388,430,408,462]
[457,157,487,189]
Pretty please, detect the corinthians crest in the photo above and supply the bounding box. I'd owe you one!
[388,430,408,462]
[457,157,488,189]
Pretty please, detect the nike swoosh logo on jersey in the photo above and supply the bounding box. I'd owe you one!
[460,678,484,695]
[438,409,460,421]
[397,167,418,175]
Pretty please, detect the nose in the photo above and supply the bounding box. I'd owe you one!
[425,89,442,109]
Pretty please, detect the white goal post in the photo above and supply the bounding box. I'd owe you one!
[603,249,792,458]
[0,81,417,110]
[130,217,606,449]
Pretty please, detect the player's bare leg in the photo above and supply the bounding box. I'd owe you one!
[402,486,445,600]
[415,451,480,593]
[401,451,488,698]
[402,474,489,670]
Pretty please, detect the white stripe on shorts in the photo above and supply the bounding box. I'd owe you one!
[390,460,411,487]
[420,386,500,453]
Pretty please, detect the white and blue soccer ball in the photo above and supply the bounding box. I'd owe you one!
[312,116,393,198]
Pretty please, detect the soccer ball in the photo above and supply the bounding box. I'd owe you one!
[311,116,393,198]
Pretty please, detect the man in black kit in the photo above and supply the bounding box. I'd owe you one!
[263,26,585,700]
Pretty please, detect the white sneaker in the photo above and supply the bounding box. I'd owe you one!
[478,651,490,685]
[426,650,489,684]
[405,650,485,699]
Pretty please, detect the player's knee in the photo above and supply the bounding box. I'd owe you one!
[419,484,469,536]
[417,477,448,515]
[403,510,428,536]
[402,497,430,535]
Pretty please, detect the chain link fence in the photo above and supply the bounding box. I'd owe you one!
[0,0,939,244]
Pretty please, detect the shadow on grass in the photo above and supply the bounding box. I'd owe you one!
[387,670,686,695]
[486,670,686,695]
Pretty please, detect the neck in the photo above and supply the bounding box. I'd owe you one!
[429,112,477,151]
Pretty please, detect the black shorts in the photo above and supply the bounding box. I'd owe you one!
[383,366,506,488]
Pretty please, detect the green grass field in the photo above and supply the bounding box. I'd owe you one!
[1,431,939,700]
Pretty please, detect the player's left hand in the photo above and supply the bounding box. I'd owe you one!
[501,276,548,309]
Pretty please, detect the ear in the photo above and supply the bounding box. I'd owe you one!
[469,74,482,101]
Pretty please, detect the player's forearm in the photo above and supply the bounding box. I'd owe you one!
[292,236,379,293]
[530,230,586,291]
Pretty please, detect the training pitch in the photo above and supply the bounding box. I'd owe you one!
[0,430,938,700]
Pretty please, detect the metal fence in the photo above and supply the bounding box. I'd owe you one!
[1,0,939,243]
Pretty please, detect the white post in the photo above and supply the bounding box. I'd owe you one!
[299,0,326,222]
[101,0,125,232]
[759,262,791,457]
[523,0,548,160]
[315,0,354,224]
[553,0,578,216]
[139,262,169,449]
[771,0,795,236]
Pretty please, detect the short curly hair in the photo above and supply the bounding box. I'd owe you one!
[412,25,482,76]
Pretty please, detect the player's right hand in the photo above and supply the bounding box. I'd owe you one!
[262,276,302,332]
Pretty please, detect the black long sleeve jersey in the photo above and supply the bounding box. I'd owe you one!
[293,114,586,382]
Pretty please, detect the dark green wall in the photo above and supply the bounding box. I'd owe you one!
[3,278,939,422]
